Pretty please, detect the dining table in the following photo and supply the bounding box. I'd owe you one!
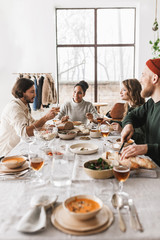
[0,130,160,240]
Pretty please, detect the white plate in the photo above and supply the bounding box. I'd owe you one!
[70,143,98,155]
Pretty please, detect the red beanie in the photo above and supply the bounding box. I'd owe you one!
[146,58,160,77]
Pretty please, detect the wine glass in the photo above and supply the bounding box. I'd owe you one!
[113,161,131,196]
[29,153,45,183]
[21,136,35,159]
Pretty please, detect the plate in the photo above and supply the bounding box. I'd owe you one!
[0,161,29,173]
[53,204,108,231]
[72,121,82,126]
[51,204,114,235]
[70,143,98,155]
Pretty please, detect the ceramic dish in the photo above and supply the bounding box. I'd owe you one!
[51,204,114,236]
[90,129,101,138]
[70,143,98,155]
[1,155,27,169]
[63,194,103,220]
[72,121,82,126]
[52,204,109,231]
[83,160,113,179]
[58,130,77,140]
[0,161,29,173]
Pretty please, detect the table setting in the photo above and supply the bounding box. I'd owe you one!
[0,119,160,240]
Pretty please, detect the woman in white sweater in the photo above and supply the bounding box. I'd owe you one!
[57,81,99,124]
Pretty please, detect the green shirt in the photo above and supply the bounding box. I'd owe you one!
[112,106,145,144]
[122,98,160,166]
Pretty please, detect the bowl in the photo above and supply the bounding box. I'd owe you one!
[83,159,113,179]
[34,126,57,141]
[90,129,101,138]
[72,121,82,126]
[41,147,64,159]
[58,130,77,140]
[1,155,27,169]
[63,194,103,220]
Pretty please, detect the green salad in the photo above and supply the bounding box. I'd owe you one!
[87,158,113,170]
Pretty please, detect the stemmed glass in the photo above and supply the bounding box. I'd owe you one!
[113,161,131,196]
[29,152,45,183]
[21,136,35,159]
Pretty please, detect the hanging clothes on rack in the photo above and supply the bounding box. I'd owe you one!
[42,73,57,108]
[36,75,44,110]
[33,75,38,111]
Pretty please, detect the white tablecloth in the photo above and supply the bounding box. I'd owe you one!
[0,135,160,240]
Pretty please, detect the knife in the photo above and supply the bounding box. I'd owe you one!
[118,142,125,154]
[128,198,144,232]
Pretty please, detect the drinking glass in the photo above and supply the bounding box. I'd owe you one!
[29,153,45,183]
[100,124,110,140]
[21,136,35,159]
[113,162,130,196]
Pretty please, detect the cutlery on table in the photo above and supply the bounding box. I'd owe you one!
[111,193,126,232]
[118,141,126,155]
[0,169,30,178]
[128,198,144,232]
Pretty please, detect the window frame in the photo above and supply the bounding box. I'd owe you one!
[56,7,136,102]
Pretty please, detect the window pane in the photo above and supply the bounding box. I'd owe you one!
[97,9,135,44]
[97,47,134,108]
[57,9,94,44]
[97,47,134,81]
[58,47,94,103]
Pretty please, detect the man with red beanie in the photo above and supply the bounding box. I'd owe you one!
[120,58,160,166]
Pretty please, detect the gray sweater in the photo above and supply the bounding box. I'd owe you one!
[57,99,99,124]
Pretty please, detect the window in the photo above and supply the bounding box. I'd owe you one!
[56,8,136,110]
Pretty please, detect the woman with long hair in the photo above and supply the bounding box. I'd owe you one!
[111,79,145,144]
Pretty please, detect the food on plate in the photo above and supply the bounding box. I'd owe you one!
[79,136,90,140]
[103,151,156,169]
[34,127,57,141]
[66,197,100,213]
[72,121,82,126]
[86,158,113,170]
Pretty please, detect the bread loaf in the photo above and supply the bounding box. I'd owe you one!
[57,121,74,130]
[105,151,156,169]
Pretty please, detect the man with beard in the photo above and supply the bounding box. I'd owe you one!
[121,58,160,166]
[0,78,57,157]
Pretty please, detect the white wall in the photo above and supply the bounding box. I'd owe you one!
[0,0,159,116]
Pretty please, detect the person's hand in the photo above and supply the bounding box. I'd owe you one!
[61,115,69,122]
[121,124,134,143]
[45,108,56,121]
[120,144,148,160]
[86,113,93,121]
[51,107,60,113]
[111,122,122,132]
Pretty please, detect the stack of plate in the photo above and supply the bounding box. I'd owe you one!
[51,204,114,236]
[0,155,29,178]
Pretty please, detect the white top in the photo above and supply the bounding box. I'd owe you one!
[0,98,35,156]
[57,99,99,124]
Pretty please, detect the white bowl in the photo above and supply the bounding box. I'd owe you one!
[1,155,27,169]
[90,129,101,138]
[58,130,77,140]
[63,195,103,220]
[70,143,98,155]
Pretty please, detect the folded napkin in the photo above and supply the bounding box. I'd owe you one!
[16,195,58,233]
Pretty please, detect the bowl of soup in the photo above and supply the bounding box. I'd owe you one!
[63,194,103,220]
[1,155,27,169]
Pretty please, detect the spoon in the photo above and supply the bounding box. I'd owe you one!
[111,193,126,232]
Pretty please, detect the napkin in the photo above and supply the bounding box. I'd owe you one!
[16,195,58,233]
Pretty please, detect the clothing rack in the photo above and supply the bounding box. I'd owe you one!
[12,73,52,75]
